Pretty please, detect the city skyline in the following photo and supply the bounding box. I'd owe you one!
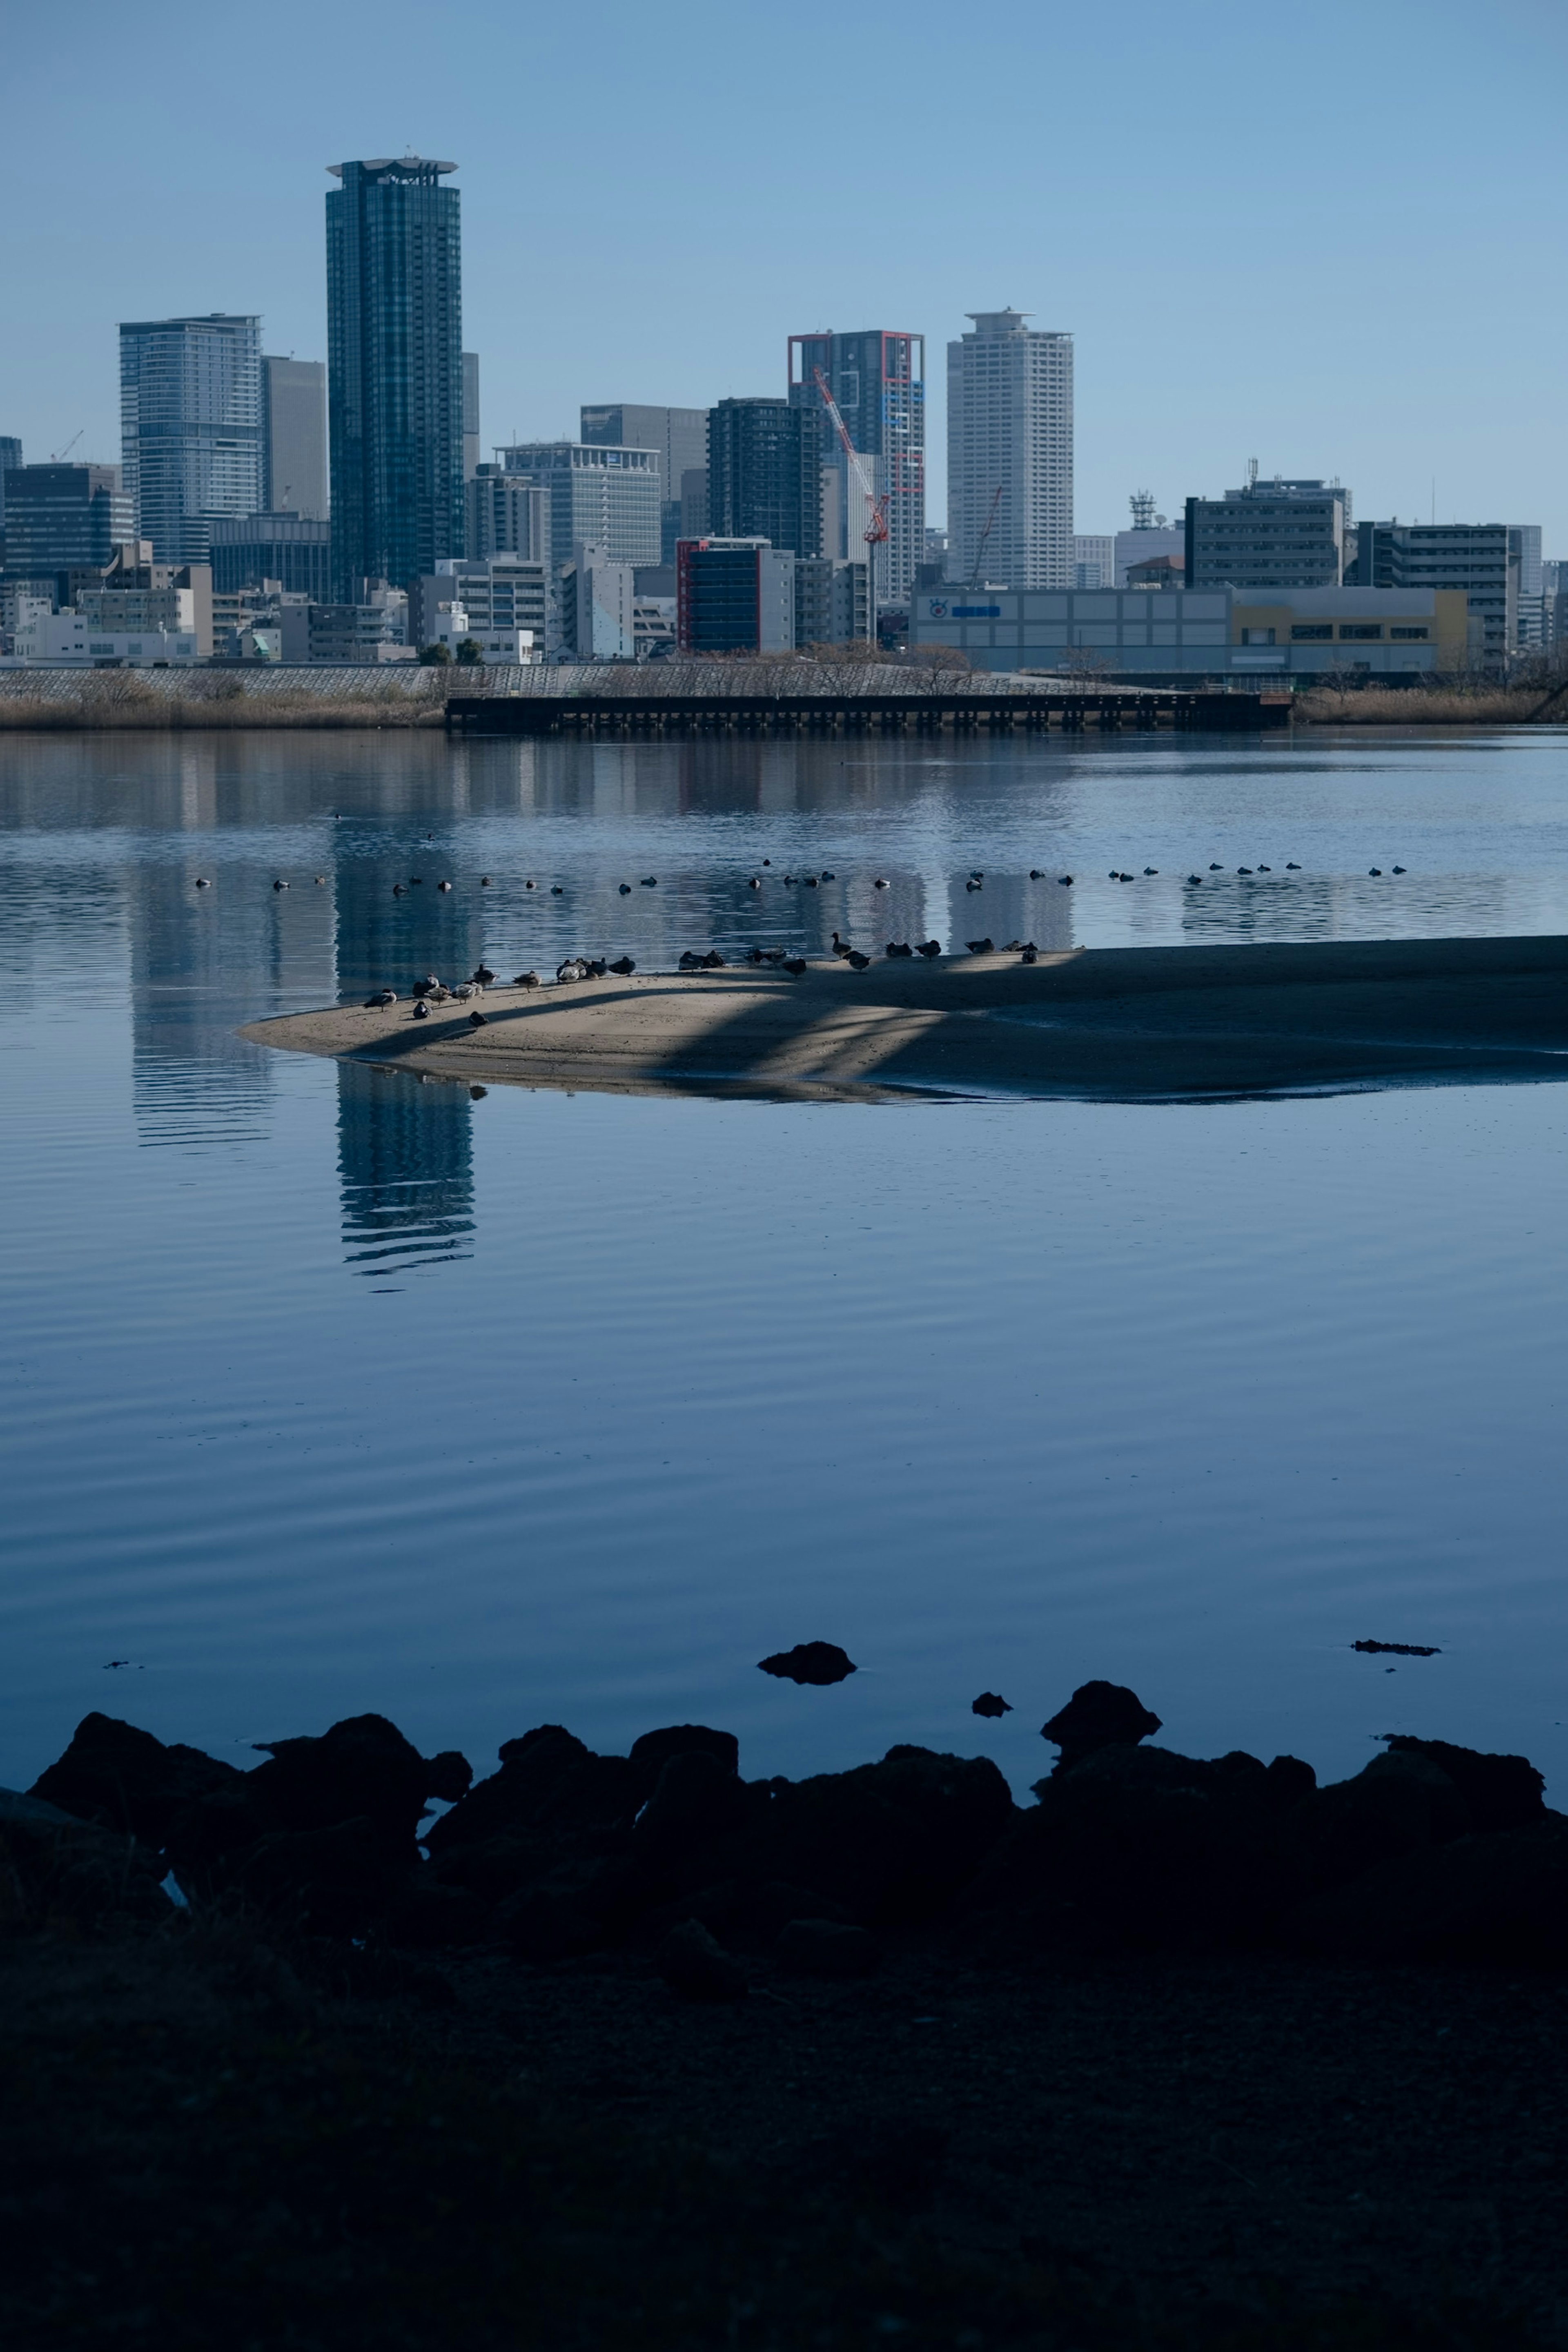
[2,0,1563,547]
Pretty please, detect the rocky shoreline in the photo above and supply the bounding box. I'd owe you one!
[7,1688,1568,2349]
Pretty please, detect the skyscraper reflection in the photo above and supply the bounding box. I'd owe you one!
[336,1060,475,1275]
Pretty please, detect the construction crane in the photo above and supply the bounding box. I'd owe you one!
[50,429,84,461]
[969,485,1003,585]
[812,366,888,628]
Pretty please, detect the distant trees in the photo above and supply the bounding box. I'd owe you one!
[418,642,451,666]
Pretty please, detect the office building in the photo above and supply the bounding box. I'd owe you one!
[706,399,820,558]
[581,404,707,564]
[560,546,636,660]
[209,511,330,601]
[420,594,534,663]
[908,581,1468,678]
[946,311,1073,591]
[1185,478,1348,592]
[119,314,263,564]
[788,330,925,604]
[794,556,869,647]
[1114,523,1185,585]
[0,437,20,537]
[463,354,481,482]
[3,462,135,576]
[279,586,410,663]
[411,556,551,657]
[1510,525,1543,650]
[260,357,327,519]
[1073,534,1115,590]
[680,467,709,539]
[634,595,676,661]
[497,442,661,570]
[677,538,795,653]
[1348,520,1513,655]
[466,465,549,564]
[326,156,464,595]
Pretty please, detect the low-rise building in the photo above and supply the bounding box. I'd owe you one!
[633,597,677,661]
[794,555,869,647]
[412,556,552,655]
[1348,520,1515,656]
[278,586,410,663]
[1185,479,1349,591]
[677,538,795,654]
[2,608,199,665]
[908,582,1470,678]
[422,597,536,664]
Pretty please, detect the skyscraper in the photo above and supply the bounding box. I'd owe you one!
[4,462,135,576]
[119,314,263,564]
[496,443,662,571]
[261,357,327,519]
[946,311,1073,590]
[580,404,708,563]
[706,399,820,558]
[325,156,464,595]
[788,330,924,603]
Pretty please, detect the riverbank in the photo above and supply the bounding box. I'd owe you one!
[6,1693,1566,2348]
[1295,683,1566,726]
[244,933,1568,1103]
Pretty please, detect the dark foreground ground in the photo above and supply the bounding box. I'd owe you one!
[4,1913,1564,2352]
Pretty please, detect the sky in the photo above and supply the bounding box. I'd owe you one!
[3,0,1564,545]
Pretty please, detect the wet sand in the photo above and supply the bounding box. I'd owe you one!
[241,934,1568,1102]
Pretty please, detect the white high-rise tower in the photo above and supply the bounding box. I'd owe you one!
[946,310,1072,590]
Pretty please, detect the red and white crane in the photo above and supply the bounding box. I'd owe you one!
[812,366,888,562]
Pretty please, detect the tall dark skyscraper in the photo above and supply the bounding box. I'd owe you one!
[706,399,821,557]
[325,156,464,596]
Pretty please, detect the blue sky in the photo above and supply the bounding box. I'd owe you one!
[4,0,1563,543]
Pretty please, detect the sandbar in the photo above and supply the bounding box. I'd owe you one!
[241,934,1568,1103]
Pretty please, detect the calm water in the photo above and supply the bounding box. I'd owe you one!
[2,726,1566,1801]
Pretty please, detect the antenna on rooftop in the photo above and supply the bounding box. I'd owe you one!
[1246,457,1259,490]
[1129,489,1156,529]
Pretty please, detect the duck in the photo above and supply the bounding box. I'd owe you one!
[873,878,889,890]
[804,874,820,887]
[195,877,211,887]
[412,999,431,1019]
[468,1009,488,1028]
[820,870,836,881]
[364,989,397,1008]
[550,885,564,896]
[831,930,853,958]
[701,949,726,969]
[1209,862,1222,871]
[966,936,994,955]
[419,974,441,993]
[481,876,492,887]
[783,957,807,976]
[1058,875,1074,886]
[1286,861,1301,869]
[678,950,704,971]
[969,870,984,882]
[454,983,481,1000]
[884,941,913,959]
[1256,863,1272,872]
[514,971,541,990]
[525,879,536,890]
[1369,867,1383,876]
[314,876,327,885]
[762,858,771,867]
[472,965,495,985]
[410,876,423,885]
[557,957,590,983]
[1186,874,1203,886]
[748,877,762,890]
[619,882,632,894]
[1020,945,1038,964]
[639,876,657,887]
[783,873,797,885]
[438,880,453,894]
[392,883,406,897]
[1143,867,1158,875]
[916,939,942,958]
[1029,869,1043,880]
[608,955,636,976]
[1237,867,1253,876]
[965,878,982,892]
[272,878,289,891]
[1392,865,1406,874]
[846,949,871,970]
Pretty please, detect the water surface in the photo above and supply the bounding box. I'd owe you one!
[2,727,1565,1799]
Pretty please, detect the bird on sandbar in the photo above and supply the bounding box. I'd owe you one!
[473,965,495,985]
[514,971,540,990]
[846,949,871,970]
[885,941,913,959]
[1020,944,1038,963]
[916,939,942,957]
[782,957,807,976]
[609,956,635,976]
[966,936,994,955]
[468,1010,488,1028]
[831,930,853,958]
[365,989,397,1008]
[412,1000,431,1019]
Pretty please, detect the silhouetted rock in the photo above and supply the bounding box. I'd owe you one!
[1265,1755,1316,1809]
[758,1641,857,1686]
[742,1746,1016,1926]
[1380,1735,1544,1834]
[245,1714,472,1859]
[641,1878,849,1947]
[628,1725,739,1796]
[30,1712,241,1847]
[423,1727,593,1853]
[777,1918,879,1977]
[1039,1682,1162,1775]
[497,1882,604,1961]
[1283,1815,1568,1965]
[1289,1749,1469,1895]
[972,1693,1012,1719]
[239,1818,405,1936]
[0,1787,168,1933]
[658,1917,747,2001]
[635,1750,748,1853]
[1354,1639,1440,1656]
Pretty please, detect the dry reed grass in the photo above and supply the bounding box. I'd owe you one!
[0,680,450,730]
[1296,683,1561,726]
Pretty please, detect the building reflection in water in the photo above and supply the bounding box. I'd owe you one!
[336,1059,475,1276]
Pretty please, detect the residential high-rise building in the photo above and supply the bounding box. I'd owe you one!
[1348,519,1514,655]
[580,404,707,564]
[788,330,925,605]
[462,354,481,483]
[1185,479,1349,592]
[326,156,464,595]
[119,314,263,564]
[946,311,1073,590]
[497,442,662,571]
[3,462,135,576]
[261,357,327,520]
[706,399,820,558]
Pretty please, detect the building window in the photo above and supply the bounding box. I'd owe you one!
[1290,624,1334,641]
[1240,627,1276,646]
[1389,626,1428,641]
[1339,624,1383,641]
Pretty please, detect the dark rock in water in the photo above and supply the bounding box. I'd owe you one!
[384,1876,493,1949]
[972,1693,1012,1719]
[1039,1681,1161,1775]
[659,1917,748,2001]
[1355,1639,1440,1656]
[1289,1749,1469,1895]
[628,1724,739,1794]
[759,1641,857,1686]
[247,1714,471,1856]
[1380,1735,1544,1835]
[30,1712,241,1847]
[777,1918,879,1978]
[0,1787,168,1933]
[1283,1816,1568,1966]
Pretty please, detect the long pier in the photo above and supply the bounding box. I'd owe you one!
[446,684,1292,739]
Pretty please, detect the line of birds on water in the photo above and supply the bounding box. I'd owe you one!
[197,858,1414,897]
